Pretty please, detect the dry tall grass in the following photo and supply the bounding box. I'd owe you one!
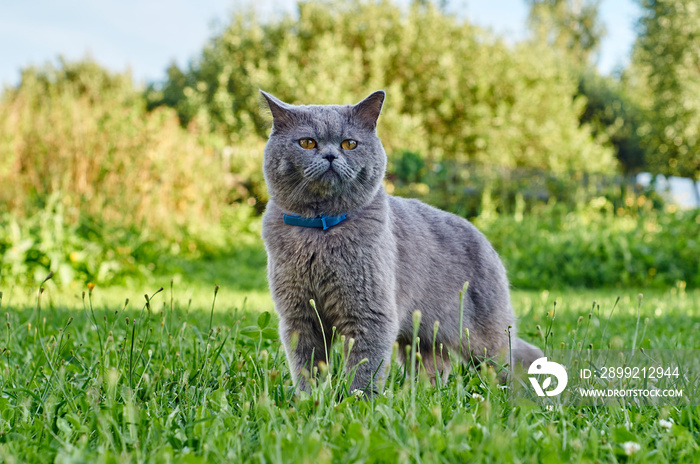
[0,59,225,238]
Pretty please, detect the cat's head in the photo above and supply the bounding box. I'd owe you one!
[260,90,386,217]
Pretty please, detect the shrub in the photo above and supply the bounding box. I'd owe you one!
[476,201,700,289]
[0,194,148,285]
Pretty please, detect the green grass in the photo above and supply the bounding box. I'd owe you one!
[0,276,698,463]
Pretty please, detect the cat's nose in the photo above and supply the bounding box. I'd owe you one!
[324,153,337,162]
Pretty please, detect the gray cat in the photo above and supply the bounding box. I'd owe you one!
[260,90,542,394]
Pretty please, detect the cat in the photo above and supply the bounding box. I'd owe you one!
[260,90,543,395]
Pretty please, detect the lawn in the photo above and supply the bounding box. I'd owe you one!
[0,268,698,463]
[3,2,700,460]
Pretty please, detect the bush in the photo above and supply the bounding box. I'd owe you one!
[0,194,151,285]
[0,192,262,287]
[476,201,700,289]
[387,156,664,218]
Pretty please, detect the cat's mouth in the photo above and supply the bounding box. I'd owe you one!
[303,161,354,189]
[323,164,339,175]
[318,168,341,184]
[304,160,339,179]
[310,161,343,180]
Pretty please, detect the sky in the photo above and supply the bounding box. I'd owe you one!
[0,0,642,88]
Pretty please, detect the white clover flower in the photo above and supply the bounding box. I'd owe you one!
[659,418,673,429]
[622,441,641,456]
[471,393,484,402]
[352,389,364,399]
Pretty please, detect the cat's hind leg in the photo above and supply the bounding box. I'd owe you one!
[397,342,451,386]
[511,336,543,369]
[421,348,451,386]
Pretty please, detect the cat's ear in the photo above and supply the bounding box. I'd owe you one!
[260,90,294,131]
[352,90,385,130]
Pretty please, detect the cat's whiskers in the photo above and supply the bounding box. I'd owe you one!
[284,177,313,210]
[342,166,368,192]
[334,161,355,181]
[303,160,329,180]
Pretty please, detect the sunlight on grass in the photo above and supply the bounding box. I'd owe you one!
[0,280,698,462]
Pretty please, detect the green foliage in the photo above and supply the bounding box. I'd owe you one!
[578,69,648,174]
[7,194,691,290]
[523,0,660,178]
[0,58,251,287]
[388,156,665,220]
[0,194,186,287]
[477,201,700,289]
[631,0,700,182]
[527,0,606,63]
[0,287,697,462]
[525,1,651,175]
[0,189,263,287]
[0,195,131,285]
[1,0,694,295]
[149,0,616,206]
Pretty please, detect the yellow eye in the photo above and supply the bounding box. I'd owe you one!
[341,139,357,150]
[299,138,317,149]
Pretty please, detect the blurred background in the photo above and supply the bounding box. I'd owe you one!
[0,0,698,296]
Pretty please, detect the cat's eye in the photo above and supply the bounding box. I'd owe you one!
[341,139,358,150]
[299,138,317,149]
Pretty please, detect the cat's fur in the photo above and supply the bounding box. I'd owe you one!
[260,90,543,394]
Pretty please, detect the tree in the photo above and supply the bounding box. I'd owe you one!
[578,70,647,175]
[148,0,615,184]
[630,0,700,194]
[526,0,606,64]
[526,0,651,175]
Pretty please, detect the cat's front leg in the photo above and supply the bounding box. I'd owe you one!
[339,311,398,397]
[278,313,327,392]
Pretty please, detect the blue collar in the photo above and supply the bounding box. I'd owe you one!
[283,213,347,231]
